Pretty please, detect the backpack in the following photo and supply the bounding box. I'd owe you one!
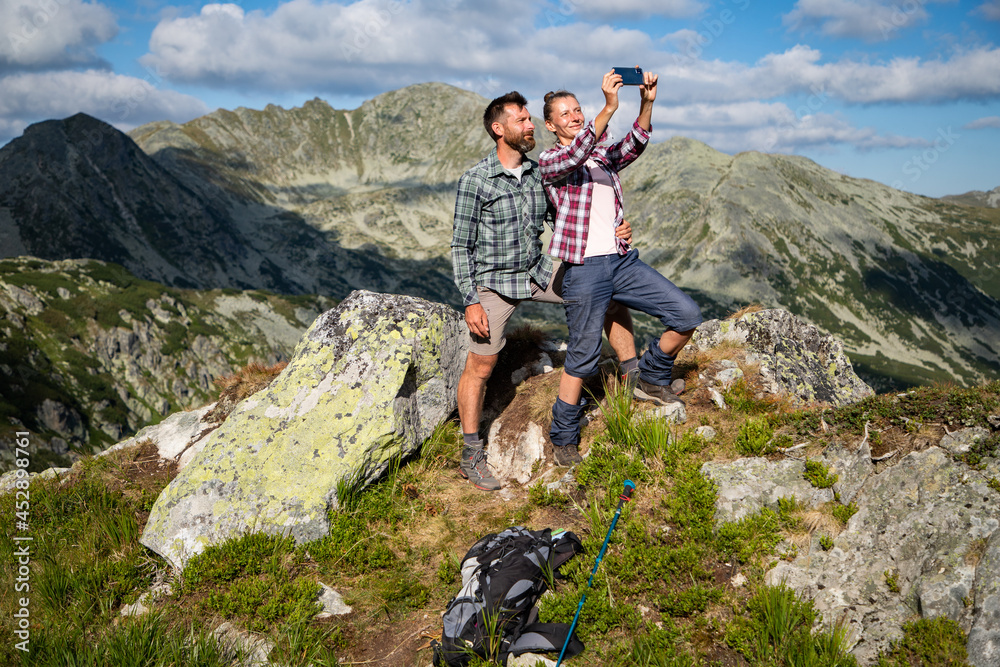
[432,526,585,666]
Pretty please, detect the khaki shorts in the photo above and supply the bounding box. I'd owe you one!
[468,263,567,356]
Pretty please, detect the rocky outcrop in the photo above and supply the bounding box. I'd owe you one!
[690,309,874,407]
[140,291,468,570]
[705,430,1000,666]
[0,258,331,472]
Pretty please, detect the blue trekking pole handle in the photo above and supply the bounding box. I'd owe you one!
[556,480,635,667]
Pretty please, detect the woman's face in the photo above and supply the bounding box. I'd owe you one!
[545,96,585,146]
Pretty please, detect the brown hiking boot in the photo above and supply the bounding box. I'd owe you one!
[552,444,583,466]
[635,378,686,406]
[459,446,501,491]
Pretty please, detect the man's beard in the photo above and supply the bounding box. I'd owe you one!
[507,128,536,153]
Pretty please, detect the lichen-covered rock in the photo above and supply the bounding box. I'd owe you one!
[939,426,992,456]
[100,403,217,469]
[140,291,468,570]
[701,456,836,523]
[823,438,873,505]
[765,446,1000,665]
[968,531,1000,667]
[691,309,874,407]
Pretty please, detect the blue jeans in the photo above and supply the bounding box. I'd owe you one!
[560,249,702,381]
[549,250,701,448]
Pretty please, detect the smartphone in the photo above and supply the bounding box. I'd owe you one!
[613,66,644,85]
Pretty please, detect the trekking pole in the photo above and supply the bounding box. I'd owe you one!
[555,479,636,667]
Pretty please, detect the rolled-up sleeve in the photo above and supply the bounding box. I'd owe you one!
[606,121,650,172]
[539,122,598,182]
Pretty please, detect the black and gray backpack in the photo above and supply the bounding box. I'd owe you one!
[432,526,585,666]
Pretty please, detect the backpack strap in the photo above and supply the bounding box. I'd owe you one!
[507,622,584,660]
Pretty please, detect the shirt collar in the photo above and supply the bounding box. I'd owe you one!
[487,147,534,178]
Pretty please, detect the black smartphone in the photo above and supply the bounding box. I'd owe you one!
[613,66,644,85]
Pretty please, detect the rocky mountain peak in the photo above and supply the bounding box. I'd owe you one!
[2,83,997,390]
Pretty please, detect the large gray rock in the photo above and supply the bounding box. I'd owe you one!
[763,446,1000,665]
[141,291,468,570]
[691,309,874,407]
[100,403,218,469]
[702,456,836,523]
[968,532,1000,667]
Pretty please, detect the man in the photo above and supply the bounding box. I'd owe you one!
[451,91,639,491]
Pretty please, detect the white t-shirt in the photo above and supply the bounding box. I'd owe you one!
[584,159,618,258]
[505,164,524,182]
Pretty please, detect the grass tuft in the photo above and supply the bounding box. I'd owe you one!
[206,360,289,423]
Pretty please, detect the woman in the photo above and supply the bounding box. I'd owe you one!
[539,69,702,464]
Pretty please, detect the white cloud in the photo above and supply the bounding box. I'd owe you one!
[0,0,118,71]
[646,100,929,153]
[142,2,1000,108]
[142,0,550,93]
[141,0,668,95]
[791,47,1000,104]
[0,69,209,143]
[782,0,938,42]
[963,115,1000,129]
[652,45,1000,105]
[973,1,1000,20]
[560,0,705,20]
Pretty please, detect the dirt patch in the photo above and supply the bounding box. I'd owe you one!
[335,610,441,666]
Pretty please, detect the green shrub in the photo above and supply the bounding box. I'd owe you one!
[206,577,320,632]
[736,417,776,456]
[376,573,430,613]
[575,439,648,492]
[832,502,859,526]
[528,483,570,508]
[664,463,717,543]
[183,533,320,632]
[726,584,857,667]
[717,509,783,564]
[723,378,775,415]
[884,569,900,594]
[183,533,297,587]
[804,460,838,488]
[658,584,722,617]
[629,623,696,666]
[437,553,461,584]
[875,617,970,666]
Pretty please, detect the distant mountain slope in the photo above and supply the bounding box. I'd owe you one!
[127,83,503,261]
[0,257,333,472]
[0,100,460,304]
[2,83,997,389]
[621,138,1000,388]
[941,185,1000,208]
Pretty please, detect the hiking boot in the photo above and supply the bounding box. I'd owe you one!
[635,378,686,406]
[459,446,501,491]
[621,368,640,397]
[552,444,583,466]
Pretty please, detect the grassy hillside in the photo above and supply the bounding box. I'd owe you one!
[1,339,994,666]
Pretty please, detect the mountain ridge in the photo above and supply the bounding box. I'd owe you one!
[2,83,998,390]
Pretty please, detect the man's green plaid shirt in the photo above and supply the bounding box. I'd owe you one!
[451,149,554,307]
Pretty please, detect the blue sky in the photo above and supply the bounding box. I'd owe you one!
[2,0,998,197]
